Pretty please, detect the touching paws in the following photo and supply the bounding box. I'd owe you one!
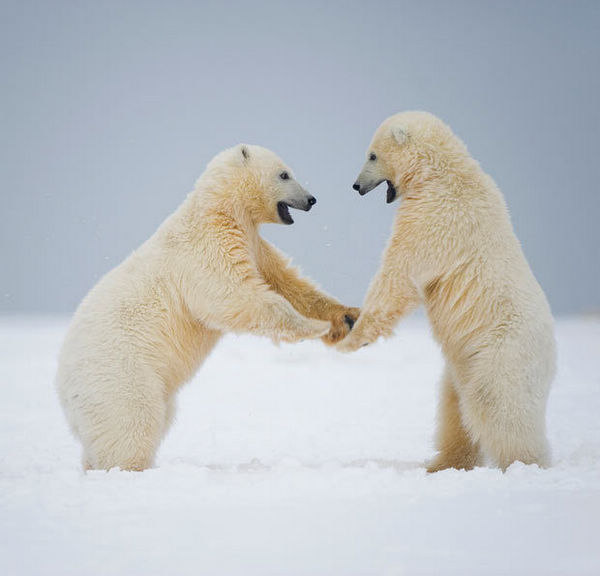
[335,331,369,353]
[322,307,361,345]
[336,313,385,352]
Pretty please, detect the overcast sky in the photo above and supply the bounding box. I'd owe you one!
[2,0,599,315]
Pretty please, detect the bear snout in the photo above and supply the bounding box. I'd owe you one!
[298,196,316,211]
[304,196,317,210]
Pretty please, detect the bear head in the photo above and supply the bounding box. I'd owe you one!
[352,111,463,204]
[201,144,316,225]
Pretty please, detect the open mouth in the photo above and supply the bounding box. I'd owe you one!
[277,197,316,225]
[277,201,295,225]
[356,180,397,203]
[386,180,397,204]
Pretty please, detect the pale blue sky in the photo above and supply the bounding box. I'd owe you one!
[2,0,599,315]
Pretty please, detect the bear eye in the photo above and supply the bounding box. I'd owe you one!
[280,171,290,180]
[369,153,377,161]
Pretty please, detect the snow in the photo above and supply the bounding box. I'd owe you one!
[1,316,599,575]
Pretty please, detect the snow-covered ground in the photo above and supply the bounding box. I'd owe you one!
[1,316,599,575]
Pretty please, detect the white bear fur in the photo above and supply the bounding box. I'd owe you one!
[339,111,555,471]
[56,145,358,471]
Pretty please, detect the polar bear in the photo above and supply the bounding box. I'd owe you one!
[57,144,359,471]
[338,111,555,471]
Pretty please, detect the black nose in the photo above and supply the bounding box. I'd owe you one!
[352,182,361,192]
[308,196,317,206]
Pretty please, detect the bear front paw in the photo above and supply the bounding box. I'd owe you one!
[335,333,367,353]
[322,307,361,346]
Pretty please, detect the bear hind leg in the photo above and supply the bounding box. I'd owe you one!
[83,377,169,471]
[427,368,482,473]
[476,411,550,472]
[87,414,163,471]
[461,374,550,471]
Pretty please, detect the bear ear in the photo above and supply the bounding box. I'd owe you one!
[240,145,249,160]
[391,126,408,145]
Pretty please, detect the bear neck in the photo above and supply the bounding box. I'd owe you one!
[400,146,483,202]
[192,179,264,233]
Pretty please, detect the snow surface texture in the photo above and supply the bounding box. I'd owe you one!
[1,316,599,576]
